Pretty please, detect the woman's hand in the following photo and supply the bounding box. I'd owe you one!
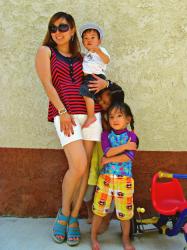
[60,113,76,137]
[88,74,108,93]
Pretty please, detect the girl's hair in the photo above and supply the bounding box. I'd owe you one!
[108,102,135,131]
[42,12,81,57]
[109,83,125,104]
[96,82,125,104]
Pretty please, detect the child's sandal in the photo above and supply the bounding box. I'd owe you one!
[51,209,69,244]
[67,216,81,246]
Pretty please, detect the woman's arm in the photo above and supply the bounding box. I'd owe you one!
[35,46,65,111]
[35,46,75,136]
[88,74,109,93]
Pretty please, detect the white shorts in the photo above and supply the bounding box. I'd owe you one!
[54,113,102,148]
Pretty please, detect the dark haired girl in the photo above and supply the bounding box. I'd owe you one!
[83,83,126,224]
[91,102,138,250]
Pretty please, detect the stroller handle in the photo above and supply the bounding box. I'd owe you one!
[158,171,187,179]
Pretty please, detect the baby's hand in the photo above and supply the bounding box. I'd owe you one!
[91,46,100,53]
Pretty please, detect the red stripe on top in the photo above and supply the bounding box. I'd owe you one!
[48,47,101,122]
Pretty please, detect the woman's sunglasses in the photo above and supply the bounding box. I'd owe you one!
[49,23,70,33]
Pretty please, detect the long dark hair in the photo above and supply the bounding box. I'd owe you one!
[108,102,135,131]
[108,83,125,104]
[42,12,80,57]
[96,82,125,104]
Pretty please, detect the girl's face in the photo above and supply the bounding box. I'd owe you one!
[50,18,75,47]
[109,108,131,130]
[97,90,111,111]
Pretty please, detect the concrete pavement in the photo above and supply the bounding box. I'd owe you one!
[0,217,185,250]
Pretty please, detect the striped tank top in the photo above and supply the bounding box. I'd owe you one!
[48,47,101,122]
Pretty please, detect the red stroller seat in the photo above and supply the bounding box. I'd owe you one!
[151,172,187,215]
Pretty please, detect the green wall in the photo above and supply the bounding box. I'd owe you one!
[1,0,187,150]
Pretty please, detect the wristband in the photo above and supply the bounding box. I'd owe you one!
[105,80,110,88]
[58,107,67,115]
[106,79,112,88]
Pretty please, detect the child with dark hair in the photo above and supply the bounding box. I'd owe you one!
[83,83,125,226]
[96,83,125,131]
[79,23,110,128]
[96,82,125,110]
[91,102,138,250]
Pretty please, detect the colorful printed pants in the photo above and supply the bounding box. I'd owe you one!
[92,174,134,220]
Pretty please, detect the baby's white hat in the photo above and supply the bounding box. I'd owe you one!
[79,23,104,40]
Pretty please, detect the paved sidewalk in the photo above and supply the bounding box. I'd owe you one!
[0,217,185,250]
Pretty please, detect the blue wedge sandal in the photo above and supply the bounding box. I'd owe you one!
[67,216,81,246]
[51,209,69,244]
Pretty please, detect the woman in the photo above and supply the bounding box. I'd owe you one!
[35,12,108,246]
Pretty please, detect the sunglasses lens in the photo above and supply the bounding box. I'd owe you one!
[58,24,70,32]
[49,25,57,33]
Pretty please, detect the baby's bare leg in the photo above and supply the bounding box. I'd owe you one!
[82,97,96,128]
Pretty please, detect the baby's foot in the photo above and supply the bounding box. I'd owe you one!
[91,239,101,250]
[82,116,97,128]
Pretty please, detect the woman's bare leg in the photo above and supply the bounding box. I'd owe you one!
[66,140,95,241]
[53,140,87,240]
[71,140,95,217]
[62,140,87,216]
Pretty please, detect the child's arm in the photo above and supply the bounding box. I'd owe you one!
[106,140,137,157]
[101,154,131,166]
[92,47,110,64]
[101,131,137,158]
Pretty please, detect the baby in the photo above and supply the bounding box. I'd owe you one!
[79,23,110,128]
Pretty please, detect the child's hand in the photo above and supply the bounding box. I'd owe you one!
[90,46,100,53]
[101,156,110,166]
[90,47,110,64]
[125,139,137,151]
